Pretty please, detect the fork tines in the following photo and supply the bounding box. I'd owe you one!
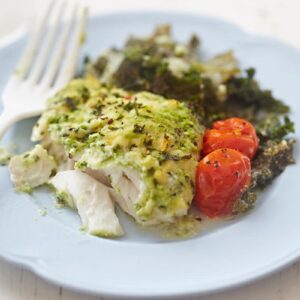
[15,0,88,90]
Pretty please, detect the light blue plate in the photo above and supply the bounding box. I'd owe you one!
[0,12,300,299]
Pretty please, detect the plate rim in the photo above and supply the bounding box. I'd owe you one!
[0,10,300,299]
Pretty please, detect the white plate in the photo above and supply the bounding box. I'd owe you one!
[0,11,299,299]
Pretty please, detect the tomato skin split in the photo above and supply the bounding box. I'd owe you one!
[202,118,259,159]
[195,148,251,218]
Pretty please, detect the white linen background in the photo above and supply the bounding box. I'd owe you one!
[0,0,299,299]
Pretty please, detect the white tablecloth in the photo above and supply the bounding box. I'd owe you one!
[0,1,299,299]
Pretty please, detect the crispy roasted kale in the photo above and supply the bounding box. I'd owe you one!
[255,115,295,141]
[226,68,289,113]
[112,28,208,102]
[200,68,294,126]
[234,139,295,213]
[251,139,295,187]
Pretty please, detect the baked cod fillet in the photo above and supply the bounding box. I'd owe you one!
[32,79,204,225]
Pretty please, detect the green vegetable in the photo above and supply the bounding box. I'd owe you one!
[256,115,294,141]
[236,139,295,213]
[226,68,289,113]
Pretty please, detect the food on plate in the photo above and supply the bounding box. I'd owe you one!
[8,145,56,193]
[1,25,295,239]
[239,139,295,209]
[50,170,124,237]
[202,117,259,159]
[85,26,292,134]
[85,25,239,104]
[33,79,203,229]
[195,148,251,218]
[86,25,295,213]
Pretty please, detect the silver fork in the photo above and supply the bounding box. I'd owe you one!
[0,0,87,140]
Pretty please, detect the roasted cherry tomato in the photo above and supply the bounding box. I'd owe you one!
[202,117,259,159]
[213,117,259,147]
[195,148,251,218]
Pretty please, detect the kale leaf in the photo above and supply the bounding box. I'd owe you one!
[255,115,295,141]
[225,68,290,113]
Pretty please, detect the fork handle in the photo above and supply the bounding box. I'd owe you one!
[0,111,19,141]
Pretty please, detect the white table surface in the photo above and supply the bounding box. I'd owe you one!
[0,0,299,299]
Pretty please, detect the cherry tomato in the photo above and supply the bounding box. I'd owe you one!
[202,129,257,159]
[213,117,259,147]
[202,117,259,159]
[195,148,251,218]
